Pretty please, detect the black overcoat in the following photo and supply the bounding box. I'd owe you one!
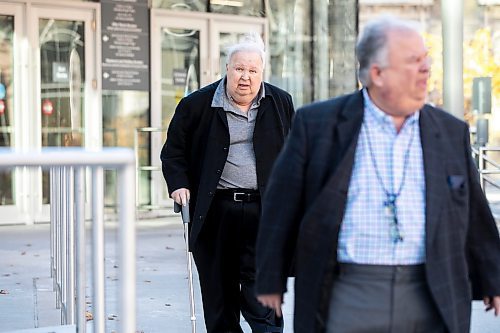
[161,79,294,248]
[255,90,500,333]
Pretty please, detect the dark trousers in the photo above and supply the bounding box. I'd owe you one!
[327,264,446,333]
[192,191,283,333]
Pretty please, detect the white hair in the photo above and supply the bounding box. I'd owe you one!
[226,32,266,69]
[356,15,422,86]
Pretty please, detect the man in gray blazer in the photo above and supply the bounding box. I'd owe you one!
[255,16,500,333]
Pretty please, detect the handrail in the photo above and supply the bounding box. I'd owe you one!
[472,146,500,192]
[0,148,136,333]
[134,127,170,211]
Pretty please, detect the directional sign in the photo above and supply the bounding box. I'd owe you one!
[101,0,150,91]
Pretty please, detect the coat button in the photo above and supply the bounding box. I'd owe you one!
[198,215,203,220]
[208,191,213,196]
[216,169,222,175]
[223,147,228,151]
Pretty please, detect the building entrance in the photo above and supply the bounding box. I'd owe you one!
[0,1,100,224]
[147,9,266,210]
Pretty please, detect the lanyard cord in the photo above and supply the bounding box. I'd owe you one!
[363,118,416,201]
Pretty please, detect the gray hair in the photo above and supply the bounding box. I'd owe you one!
[226,32,266,69]
[356,15,421,86]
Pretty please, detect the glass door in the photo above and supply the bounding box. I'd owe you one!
[210,16,266,80]
[31,5,99,222]
[0,3,25,223]
[149,10,266,210]
[0,2,99,224]
[150,10,209,210]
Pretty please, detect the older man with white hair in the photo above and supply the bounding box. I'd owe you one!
[255,15,500,333]
[161,33,294,333]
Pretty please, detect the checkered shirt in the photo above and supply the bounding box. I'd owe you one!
[337,89,426,264]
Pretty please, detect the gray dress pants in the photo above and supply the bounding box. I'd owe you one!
[326,264,447,333]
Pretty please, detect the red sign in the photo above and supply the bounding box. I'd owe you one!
[0,100,5,115]
[42,99,53,115]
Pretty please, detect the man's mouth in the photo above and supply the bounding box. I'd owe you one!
[417,79,427,89]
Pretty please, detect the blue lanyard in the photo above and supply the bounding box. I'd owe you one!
[363,119,416,242]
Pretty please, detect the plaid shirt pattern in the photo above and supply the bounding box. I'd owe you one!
[337,89,426,264]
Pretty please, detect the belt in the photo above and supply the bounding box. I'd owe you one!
[215,189,260,202]
[338,263,425,280]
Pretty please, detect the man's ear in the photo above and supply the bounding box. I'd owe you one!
[370,64,384,87]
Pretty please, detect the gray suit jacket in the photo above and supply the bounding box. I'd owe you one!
[255,90,500,333]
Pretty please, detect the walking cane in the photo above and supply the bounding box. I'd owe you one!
[174,202,197,333]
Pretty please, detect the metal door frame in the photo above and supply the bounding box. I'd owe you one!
[0,2,27,223]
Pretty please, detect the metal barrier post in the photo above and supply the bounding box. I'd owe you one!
[66,167,75,324]
[74,167,86,333]
[61,167,68,324]
[56,167,62,310]
[119,162,136,333]
[0,148,136,333]
[479,147,486,191]
[92,166,105,333]
[50,167,56,280]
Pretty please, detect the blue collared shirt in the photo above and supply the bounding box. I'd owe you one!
[337,89,426,265]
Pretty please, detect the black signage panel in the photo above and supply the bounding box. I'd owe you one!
[101,0,149,91]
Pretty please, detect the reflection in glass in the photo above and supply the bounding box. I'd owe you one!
[210,0,263,17]
[39,18,85,203]
[328,0,358,98]
[153,0,207,11]
[0,15,14,205]
[161,27,200,129]
[103,90,149,206]
[268,0,313,107]
[218,32,247,79]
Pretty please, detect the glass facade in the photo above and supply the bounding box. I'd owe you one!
[159,27,201,128]
[359,0,500,147]
[1,0,499,220]
[0,15,14,205]
[103,90,149,206]
[463,1,500,147]
[152,0,207,12]
[151,0,358,107]
[267,0,313,106]
[209,0,264,16]
[39,18,86,204]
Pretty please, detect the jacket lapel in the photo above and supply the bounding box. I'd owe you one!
[302,93,364,234]
[256,95,272,122]
[336,91,364,144]
[419,105,445,246]
[216,107,229,130]
[311,92,364,218]
[332,91,364,180]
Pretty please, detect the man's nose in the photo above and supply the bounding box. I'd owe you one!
[241,71,250,79]
[420,58,431,72]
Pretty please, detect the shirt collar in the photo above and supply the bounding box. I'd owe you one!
[362,88,420,128]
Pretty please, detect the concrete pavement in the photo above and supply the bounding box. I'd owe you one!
[0,218,294,333]
[0,217,498,332]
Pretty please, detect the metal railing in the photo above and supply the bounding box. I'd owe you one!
[0,148,136,333]
[472,146,500,192]
[134,127,171,211]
